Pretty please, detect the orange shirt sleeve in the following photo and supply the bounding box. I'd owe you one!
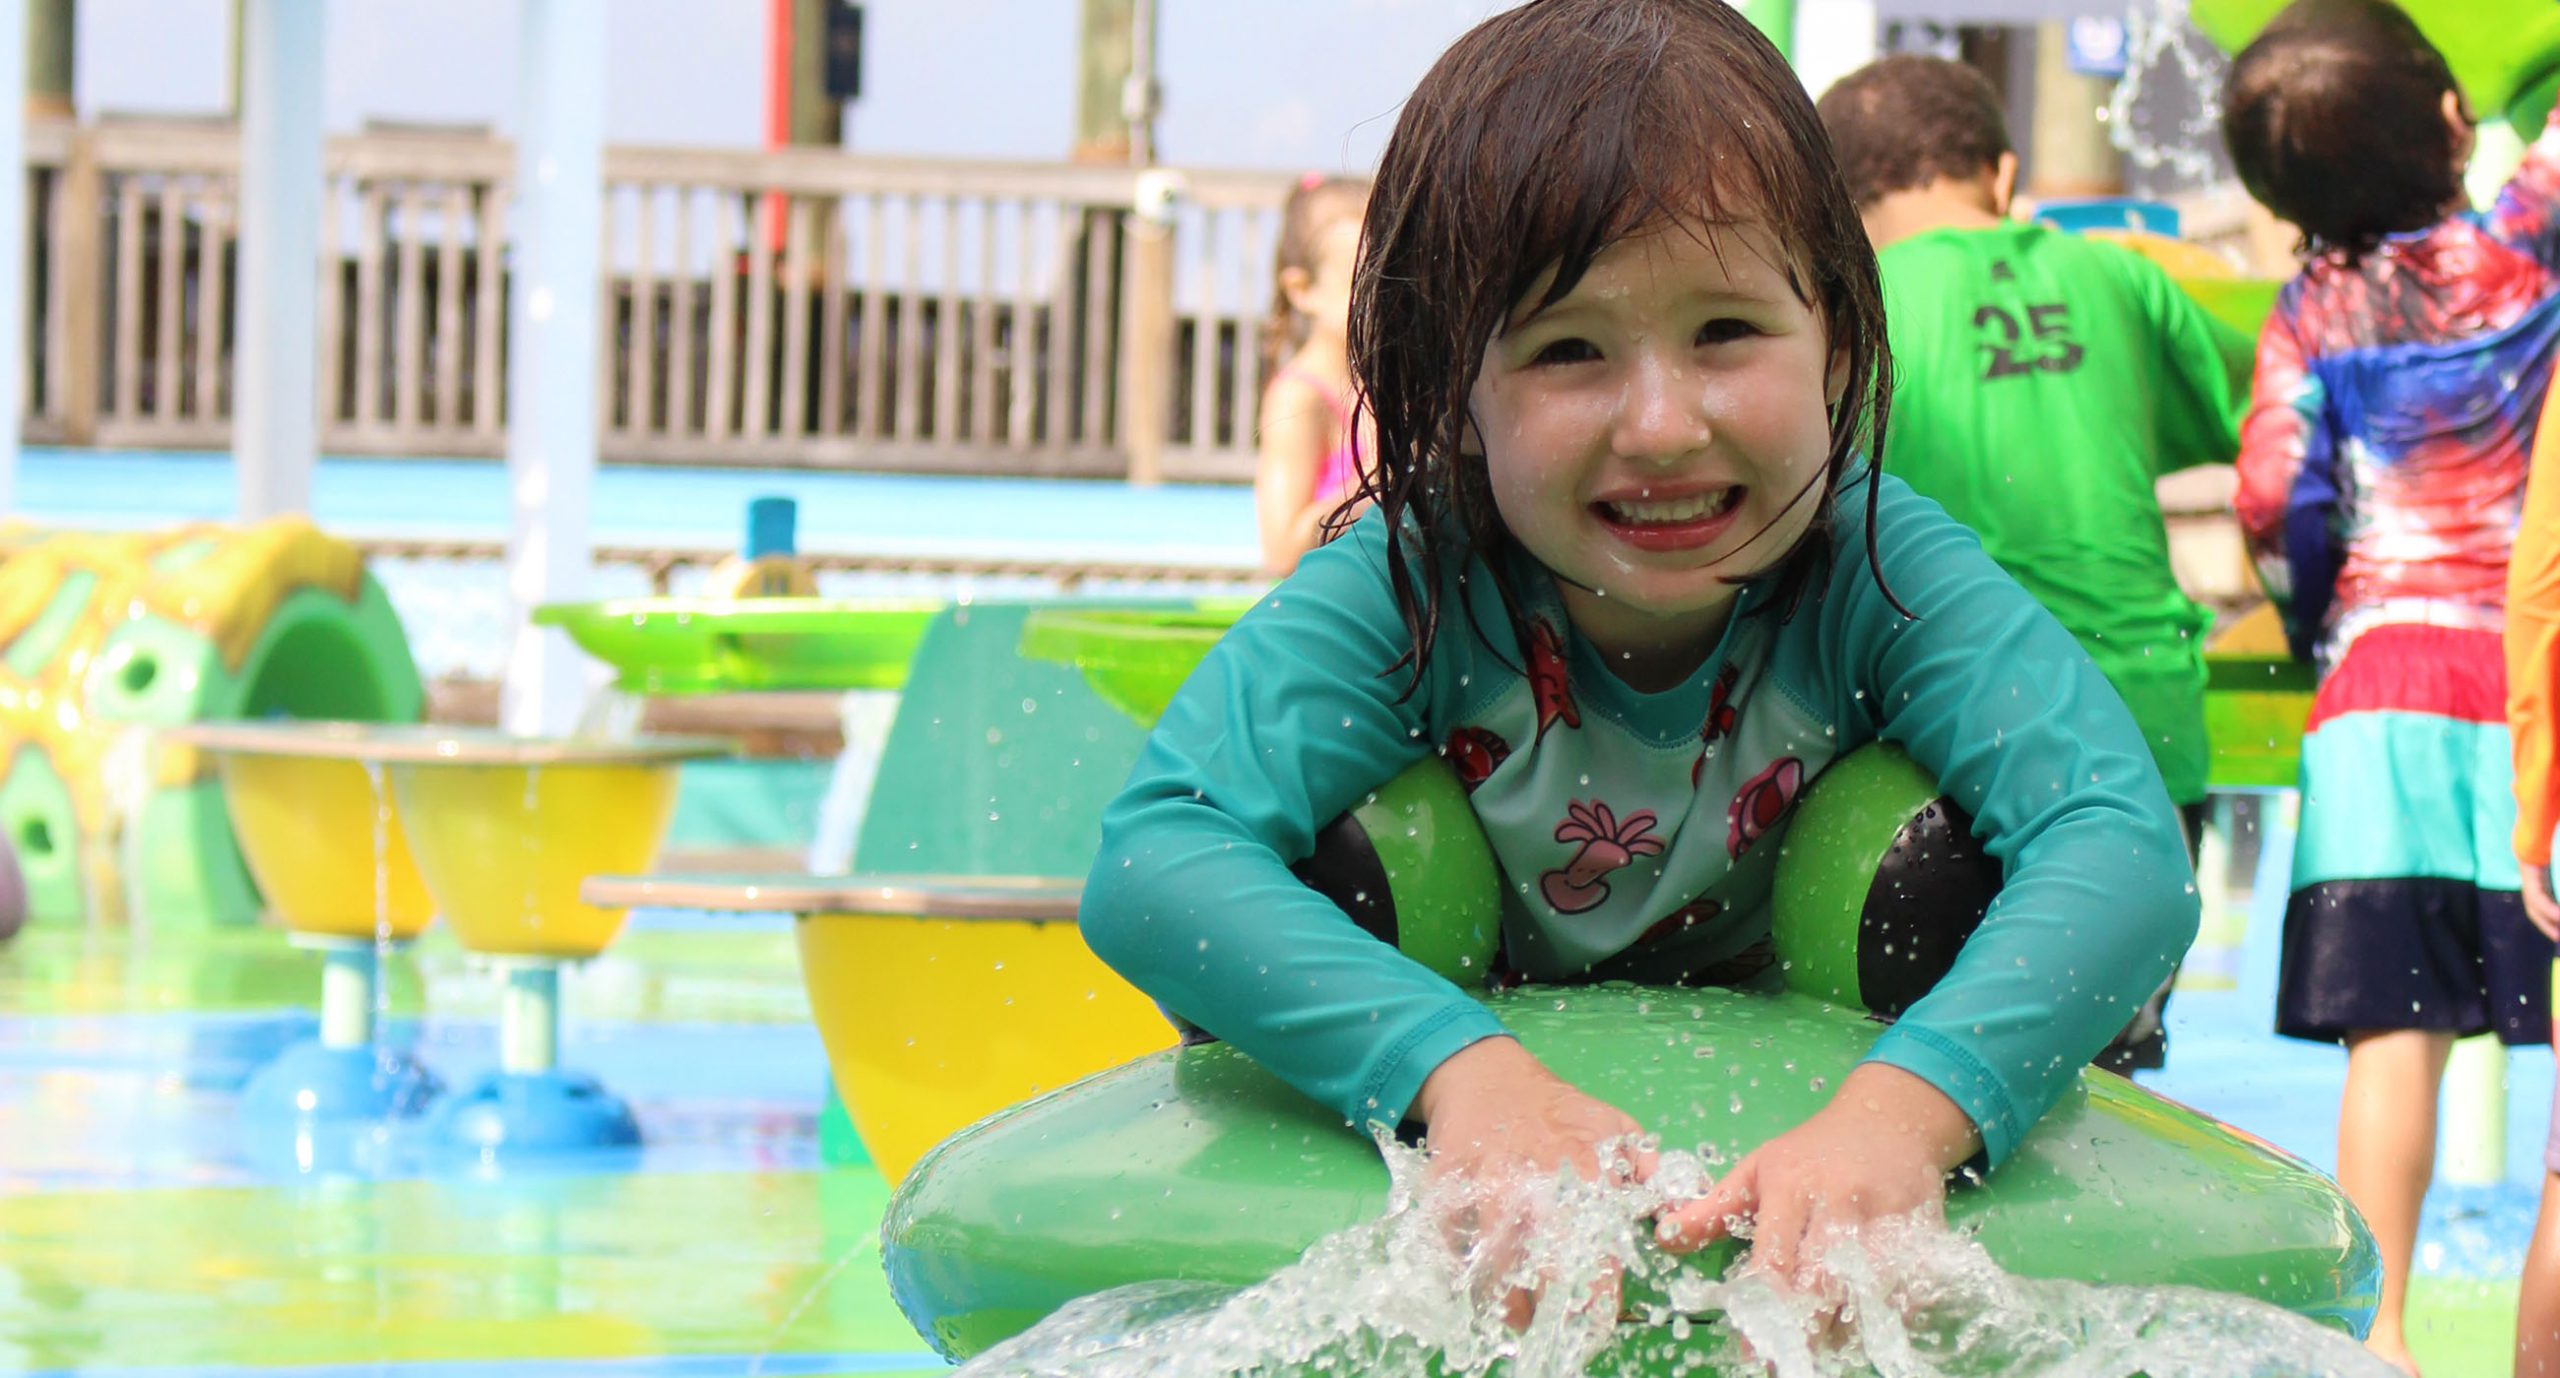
[2506,375,2560,866]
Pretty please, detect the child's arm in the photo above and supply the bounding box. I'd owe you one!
[2232,299,2336,659]
[2510,385,2560,939]
[2487,99,2560,266]
[1254,375,1342,576]
[1082,514,1511,1130]
[1660,476,2196,1267]
[2123,252,2246,473]
[1842,481,2197,1157]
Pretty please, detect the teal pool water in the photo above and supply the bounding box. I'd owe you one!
[13,448,1260,566]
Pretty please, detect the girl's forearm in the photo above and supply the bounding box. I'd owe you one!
[1832,1062,1982,1175]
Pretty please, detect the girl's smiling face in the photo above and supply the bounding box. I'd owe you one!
[1468,216,1846,687]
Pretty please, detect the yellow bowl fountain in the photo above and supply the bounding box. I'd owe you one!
[169,722,437,943]
[369,729,726,960]
[166,721,451,1131]
[585,872,1172,1180]
[174,720,732,1153]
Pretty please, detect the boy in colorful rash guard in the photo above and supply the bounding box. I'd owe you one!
[1818,56,2249,1071]
[2224,0,2560,1367]
[1082,0,2196,1329]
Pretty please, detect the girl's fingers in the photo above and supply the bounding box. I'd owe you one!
[1620,1133,1660,1183]
[1747,1182,1808,1283]
[1601,1138,1651,1188]
[1426,1163,1482,1248]
[1502,1279,1538,1332]
[1659,1159,1756,1252]
[1583,1258,1626,1325]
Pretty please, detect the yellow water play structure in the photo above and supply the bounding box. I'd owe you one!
[177,720,732,1149]
[585,871,1174,1180]
[0,518,421,930]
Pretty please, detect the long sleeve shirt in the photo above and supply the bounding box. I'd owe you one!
[1081,474,2197,1170]
[2235,106,2560,664]
[2508,381,2560,867]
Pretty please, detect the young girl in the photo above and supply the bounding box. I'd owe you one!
[2223,1,2560,1370]
[1084,0,2195,1324]
[1254,175,1372,576]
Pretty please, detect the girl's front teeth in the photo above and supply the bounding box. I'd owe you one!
[1607,489,1738,524]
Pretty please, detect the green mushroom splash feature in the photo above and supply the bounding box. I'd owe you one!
[881,745,2381,1375]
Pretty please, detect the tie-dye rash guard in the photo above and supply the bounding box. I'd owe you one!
[2235,106,2560,663]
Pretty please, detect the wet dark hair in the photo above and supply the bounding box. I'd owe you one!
[1816,55,2013,209]
[2221,0,2468,260]
[1344,0,1895,691]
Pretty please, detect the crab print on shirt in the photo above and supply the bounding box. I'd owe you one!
[1692,663,1743,787]
[1445,726,1512,793]
[1704,664,1740,743]
[1728,756,1805,858]
[1525,620,1581,742]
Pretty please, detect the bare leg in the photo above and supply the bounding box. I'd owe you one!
[2518,1176,2560,1376]
[2338,1028,2456,1375]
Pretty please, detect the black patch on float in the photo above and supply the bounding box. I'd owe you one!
[1857,797,2001,1018]
[1292,810,1402,950]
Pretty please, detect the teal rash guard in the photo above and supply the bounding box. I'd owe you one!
[1081,472,2197,1169]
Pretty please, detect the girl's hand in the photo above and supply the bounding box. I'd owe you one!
[1411,1036,1658,1328]
[2524,863,2560,941]
[1651,1063,1977,1290]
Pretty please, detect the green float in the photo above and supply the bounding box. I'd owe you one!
[881,615,2381,1369]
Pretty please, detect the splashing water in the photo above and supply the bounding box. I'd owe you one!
[2106,0,2232,186]
[955,1138,2395,1378]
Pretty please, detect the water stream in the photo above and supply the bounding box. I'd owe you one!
[958,1139,2394,1378]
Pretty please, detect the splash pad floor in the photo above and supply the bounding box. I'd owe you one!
[0,915,947,1378]
[0,859,2541,1377]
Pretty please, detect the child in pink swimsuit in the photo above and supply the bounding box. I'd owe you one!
[1255,175,1371,575]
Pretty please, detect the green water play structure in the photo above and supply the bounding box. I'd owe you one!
[878,607,2377,1368]
[2193,0,2560,139]
[533,597,942,696]
[0,521,422,931]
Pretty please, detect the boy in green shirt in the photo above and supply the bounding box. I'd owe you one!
[1817,55,2251,1069]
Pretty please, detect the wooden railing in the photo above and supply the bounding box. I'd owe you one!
[20,118,1293,482]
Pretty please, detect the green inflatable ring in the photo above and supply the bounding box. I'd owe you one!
[1770,741,2002,1016]
[880,746,2379,1366]
[1287,757,1502,989]
[885,987,2375,1366]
